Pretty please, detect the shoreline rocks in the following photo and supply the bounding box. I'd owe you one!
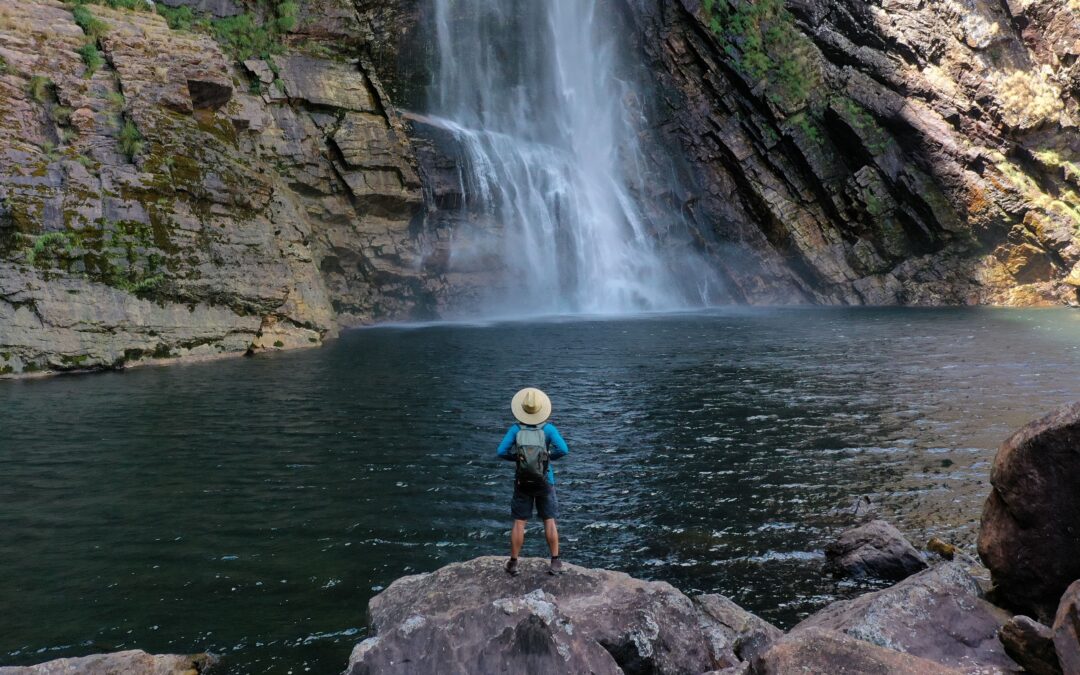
[753,627,964,674]
[0,650,218,674]
[1053,581,1080,675]
[791,562,1018,673]
[345,556,780,674]
[824,519,928,581]
[978,401,1080,622]
[999,615,1062,675]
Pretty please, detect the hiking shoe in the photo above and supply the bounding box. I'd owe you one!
[505,558,520,577]
[548,558,563,575]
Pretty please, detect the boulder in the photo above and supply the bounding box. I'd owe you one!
[824,520,928,581]
[1053,580,1080,675]
[0,650,217,674]
[792,562,1019,672]
[999,615,1062,675]
[752,627,964,674]
[347,556,755,674]
[694,593,782,663]
[978,402,1080,622]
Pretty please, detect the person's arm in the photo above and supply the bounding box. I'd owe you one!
[545,423,569,460]
[496,425,519,461]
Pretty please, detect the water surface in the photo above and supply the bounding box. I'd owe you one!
[1,308,1078,672]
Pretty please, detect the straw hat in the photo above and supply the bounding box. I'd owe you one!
[511,387,551,426]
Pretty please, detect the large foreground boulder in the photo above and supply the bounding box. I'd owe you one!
[346,556,780,674]
[752,627,963,674]
[1054,580,1080,675]
[824,520,928,581]
[792,562,1019,673]
[978,402,1080,622]
[0,650,217,674]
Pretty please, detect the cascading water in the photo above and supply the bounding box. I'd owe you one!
[428,0,721,314]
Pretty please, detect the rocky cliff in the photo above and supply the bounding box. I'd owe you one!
[1,0,1078,377]
[626,0,1080,305]
[0,0,441,376]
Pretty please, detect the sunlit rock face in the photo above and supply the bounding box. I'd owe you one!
[0,0,434,376]
[622,0,1080,306]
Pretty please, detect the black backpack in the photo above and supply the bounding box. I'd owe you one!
[514,426,550,494]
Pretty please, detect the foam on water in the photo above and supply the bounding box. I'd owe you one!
[430,0,721,314]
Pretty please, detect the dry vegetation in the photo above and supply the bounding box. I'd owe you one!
[998,67,1064,128]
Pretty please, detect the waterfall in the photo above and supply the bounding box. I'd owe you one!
[429,0,719,315]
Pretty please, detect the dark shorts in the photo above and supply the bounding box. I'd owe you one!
[511,484,558,521]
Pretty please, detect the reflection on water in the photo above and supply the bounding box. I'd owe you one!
[1,308,1078,672]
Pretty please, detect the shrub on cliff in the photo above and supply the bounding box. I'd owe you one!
[701,0,820,110]
[27,75,53,103]
[118,119,143,160]
[71,4,107,40]
[156,1,299,62]
[66,0,152,12]
[77,42,104,77]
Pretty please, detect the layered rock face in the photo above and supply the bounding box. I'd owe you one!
[626,0,1080,305]
[0,0,438,376]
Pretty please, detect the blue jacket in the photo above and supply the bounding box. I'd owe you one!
[497,422,569,485]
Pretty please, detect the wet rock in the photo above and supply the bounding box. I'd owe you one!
[999,615,1062,675]
[693,593,783,663]
[347,556,748,674]
[824,520,928,581]
[978,402,1080,622]
[1053,580,1080,675]
[752,627,964,674]
[0,649,218,674]
[793,562,1019,672]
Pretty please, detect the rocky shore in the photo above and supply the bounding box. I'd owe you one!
[3,402,1078,674]
[343,402,1080,674]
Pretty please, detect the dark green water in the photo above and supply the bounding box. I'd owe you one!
[1,308,1078,673]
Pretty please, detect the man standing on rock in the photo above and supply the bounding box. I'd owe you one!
[497,387,569,576]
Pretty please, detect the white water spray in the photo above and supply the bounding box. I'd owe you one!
[430,0,718,314]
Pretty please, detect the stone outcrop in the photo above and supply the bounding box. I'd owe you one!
[792,562,1019,673]
[824,519,928,581]
[0,0,436,377]
[999,615,1062,675]
[0,649,217,674]
[622,0,1080,306]
[753,627,964,674]
[978,402,1080,622]
[1054,580,1080,675]
[346,556,780,674]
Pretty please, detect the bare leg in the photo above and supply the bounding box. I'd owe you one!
[510,519,526,558]
[544,519,559,557]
